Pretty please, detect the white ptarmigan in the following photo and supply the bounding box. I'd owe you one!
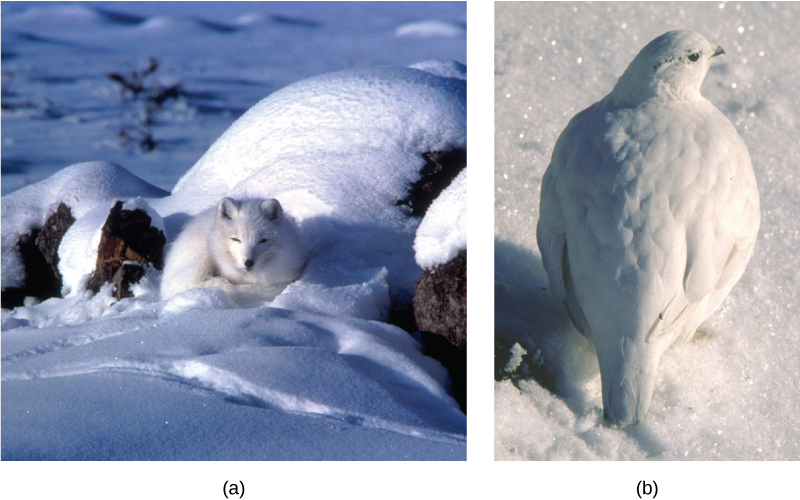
[537,31,760,427]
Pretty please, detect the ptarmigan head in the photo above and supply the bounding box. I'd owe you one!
[611,30,724,104]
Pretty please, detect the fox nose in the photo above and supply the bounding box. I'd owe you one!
[244,259,254,270]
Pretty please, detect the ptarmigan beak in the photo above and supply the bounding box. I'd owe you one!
[713,44,725,57]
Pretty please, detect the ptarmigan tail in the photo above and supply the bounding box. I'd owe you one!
[595,336,661,427]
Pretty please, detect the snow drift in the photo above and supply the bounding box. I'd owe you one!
[2,60,467,460]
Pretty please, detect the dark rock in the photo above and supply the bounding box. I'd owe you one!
[88,201,165,299]
[1,203,75,309]
[399,149,466,217]
[0,281,27,309]
[112,263,146,301]
[35,202,76,282]
[414,249,467,348]
[414,249,467,412]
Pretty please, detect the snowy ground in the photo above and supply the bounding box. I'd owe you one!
[2,1,467,463]
[495,2,800,460]
[1,1,466,194]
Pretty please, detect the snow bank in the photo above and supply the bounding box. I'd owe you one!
[2,61,467,460]
[495,1,800,460]
[167,63,466,218]
[1,161,167,290]
[395,21,465,39]
[2,304,465,460]
[159,61,466,304]
[1,1,466,196]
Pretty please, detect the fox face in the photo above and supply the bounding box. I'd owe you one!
[213,197,283,274]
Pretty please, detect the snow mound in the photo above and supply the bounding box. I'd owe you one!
[168,62,466,220]
[158,61,466,303]
[163,287,251,315]
[409,58,467,80]
[2,4,104,28]
[414,168,467,269]
[1,161,167,290]
[2,62,467,460]
[273,266,391,321]
[395,20,465,39]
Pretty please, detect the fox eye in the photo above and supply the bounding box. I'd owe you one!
[231,237,241,243]
[258,238,268,244]
[688,52,700,62]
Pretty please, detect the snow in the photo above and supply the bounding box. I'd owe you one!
[415,168,467,269]
[503,342,527,374]
[160,62,466,302]
[396,20,466,39]
[2,306,465,460]
[1,161,168,290]
[496,2,800,460]
[1,1,466,195]
[2,1,466,462]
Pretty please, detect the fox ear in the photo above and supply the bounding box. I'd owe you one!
[218,197,239,220]
[261,199,282,221]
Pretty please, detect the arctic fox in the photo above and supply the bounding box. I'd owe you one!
[160,197,306,304]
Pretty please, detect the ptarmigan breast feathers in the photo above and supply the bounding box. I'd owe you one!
[537,31,760,427]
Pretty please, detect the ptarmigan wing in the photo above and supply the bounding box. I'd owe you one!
[537,103,602,312]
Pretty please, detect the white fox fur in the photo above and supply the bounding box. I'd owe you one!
[160,197,306,304]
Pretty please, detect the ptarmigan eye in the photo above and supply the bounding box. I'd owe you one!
[688,53,700,62]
